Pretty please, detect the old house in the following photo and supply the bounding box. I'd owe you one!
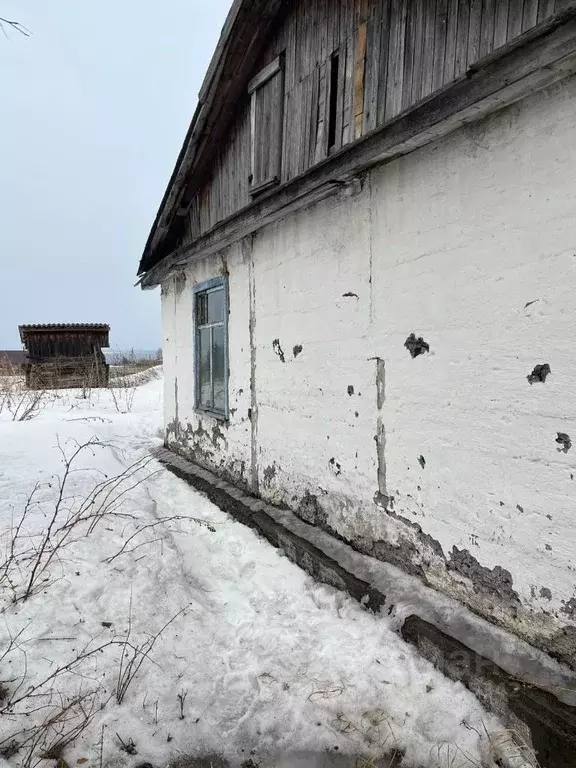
[139,0,576,720]
[19,324,110,389]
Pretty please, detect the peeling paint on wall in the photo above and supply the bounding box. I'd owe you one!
[448,547,520,604]
[404,334,430,358]
[556,433,571,453]
[527,363,551,384]
[272,339,286,363]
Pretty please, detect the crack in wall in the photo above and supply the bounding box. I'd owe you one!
[374,357,388,505]
[246,236,259,496]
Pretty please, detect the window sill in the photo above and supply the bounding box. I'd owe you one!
[195,405,228,423]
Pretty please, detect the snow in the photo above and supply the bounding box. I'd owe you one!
[0,373,502,768]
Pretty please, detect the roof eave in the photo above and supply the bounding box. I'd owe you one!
[138,0,286,278]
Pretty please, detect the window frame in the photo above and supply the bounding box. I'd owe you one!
[248,53,285,196]
[193,276,229,421]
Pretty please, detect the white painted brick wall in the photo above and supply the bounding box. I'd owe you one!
[162,76,576,655]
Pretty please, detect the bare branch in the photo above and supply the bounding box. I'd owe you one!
[0,17,30,38]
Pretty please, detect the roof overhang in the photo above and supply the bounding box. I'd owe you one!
[138,0,287,278]
[18,324,110,343]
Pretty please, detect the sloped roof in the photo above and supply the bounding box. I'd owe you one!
[138,0,285,277]
[19,324,110,342]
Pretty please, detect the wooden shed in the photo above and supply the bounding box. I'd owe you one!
[19,324,110,389]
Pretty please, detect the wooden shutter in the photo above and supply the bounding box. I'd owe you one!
[248,55,285,194]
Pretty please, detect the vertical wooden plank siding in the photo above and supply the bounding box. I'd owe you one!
[467,0,482,66]
[554,0,572,12]
[182,0,567,246]
[479,0,495,59]
[402,0,417,110]
[315,61,329,162]
[507,0,525,38]
[494,0,510,47]
[421,0,437,99]
[333,44,345,152]
[433,0,448,92]
[385,0,407,119]
[410,0,426,103]
[522,0,539,30]
[354,21,368,138]
[341,35,355,144]
[376,1,392,125]
[282,90,294,180]
[443,0,459,81]
[309,67,321,166]
[363,0,382,132]
[538,0,556,23]
[455,0,471,76]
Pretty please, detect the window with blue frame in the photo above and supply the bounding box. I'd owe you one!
[194,278,228,418]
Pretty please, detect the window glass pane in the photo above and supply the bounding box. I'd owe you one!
[207,287,225,324]
[212,325,226,413]
[196,293,208,325]
[198,327,212,407]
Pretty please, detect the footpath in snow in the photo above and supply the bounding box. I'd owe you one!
[0,372,505,768]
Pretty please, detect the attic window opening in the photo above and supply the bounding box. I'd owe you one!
[328,51,339,151]
[248,54,285,195]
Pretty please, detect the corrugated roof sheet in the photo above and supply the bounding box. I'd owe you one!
[19,324,110,330]
[18,324,110,343]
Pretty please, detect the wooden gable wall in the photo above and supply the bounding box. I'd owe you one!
[179,0,566,249]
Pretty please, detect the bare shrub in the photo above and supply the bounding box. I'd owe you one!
[0,361,54,421]
[0,601,188,766]
[116,596,189,704]
[0,438,159,604]
[108,379,138,414]
[107,365,161,414]
[3,690,102,768]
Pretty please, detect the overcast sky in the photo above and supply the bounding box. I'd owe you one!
[0,0,230,350]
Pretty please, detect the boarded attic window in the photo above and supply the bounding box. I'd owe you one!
[248,54,285,194]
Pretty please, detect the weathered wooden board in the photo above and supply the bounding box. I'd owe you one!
[363,0,382,131]
[354,21,368,138]
[410,0,426,103]
[341,34,355,145]
[479,0,496,59]
[455,0,471,76]
[421,0,436,99]
[494,0,510,47]
[433,0,448,91]
[467,0,482,65]
[376,1,392,124]
[443,0,459,81]
[386,0,407,119]
[538,0,556,23]
[402,0,417,109]
[508,0,525,38]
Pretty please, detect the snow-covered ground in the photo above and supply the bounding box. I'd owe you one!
[0,373,503,768]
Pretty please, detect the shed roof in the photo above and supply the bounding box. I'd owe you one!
[19,324,110,342]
